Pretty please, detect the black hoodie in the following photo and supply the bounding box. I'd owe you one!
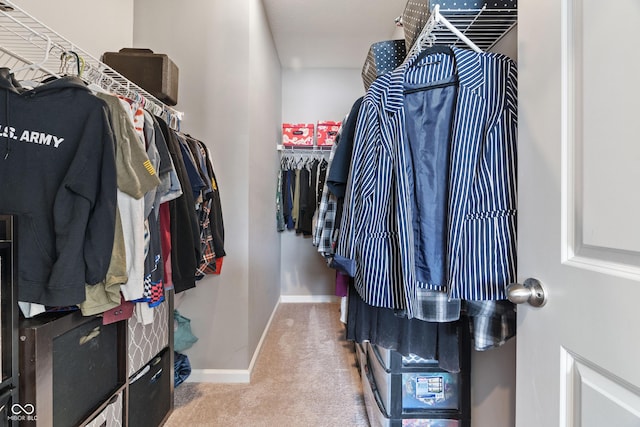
[0,69,117,306]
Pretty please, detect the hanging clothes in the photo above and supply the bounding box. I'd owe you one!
[80,92,160,316]
[330,46,517,352]
[0,59,225,321]
[314,97,363,261]
[179,134,226,276]
[276,169,286,232]
[325,97,363,198]
[156,118,201,294]
[296,162,314,236]
[114,97,159,304]
[313,144,340,257]
[278,149,329,236]
[336,46,518,318]
[346,282,461,373]
[0,71,117,306]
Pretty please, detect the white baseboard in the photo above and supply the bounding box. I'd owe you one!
[186,369,250,384]
[279,295,341,303]
[186,299,281,384]
[247,299,280,373]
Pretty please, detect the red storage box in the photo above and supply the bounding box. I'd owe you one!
[316,121,341,146]
[282,123,314,147]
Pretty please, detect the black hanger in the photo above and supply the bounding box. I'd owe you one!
[413,45,454,66]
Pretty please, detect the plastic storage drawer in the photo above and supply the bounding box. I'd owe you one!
[368,347,461,415]
[355,341,368,375]
[371,343,437,370]
[362,362,460,427]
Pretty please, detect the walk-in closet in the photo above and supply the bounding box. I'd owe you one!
[1,0,639,426]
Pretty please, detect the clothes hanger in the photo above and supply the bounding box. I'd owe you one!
[404,4,482,69]
[85,66,111,94]
[11,33,54,75]
[63,51,82,76]
[431,5,482,54]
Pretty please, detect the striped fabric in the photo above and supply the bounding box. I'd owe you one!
[337,47,517,317]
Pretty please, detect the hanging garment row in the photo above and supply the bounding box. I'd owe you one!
[0,67,225,324]
[310,12,517,359]
[276,149,329,236]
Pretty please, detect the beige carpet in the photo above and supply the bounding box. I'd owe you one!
[165,302,369,427]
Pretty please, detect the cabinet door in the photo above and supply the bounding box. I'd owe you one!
[0,215,17,387]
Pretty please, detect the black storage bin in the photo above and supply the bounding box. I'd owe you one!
[20,311,127,426]
[52,317,119,426]
[128,347,172,427]
[361,39,406,90]
[102,48,179,106]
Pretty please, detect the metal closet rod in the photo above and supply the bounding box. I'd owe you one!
[0,0,184,127]
[277,145,332,152]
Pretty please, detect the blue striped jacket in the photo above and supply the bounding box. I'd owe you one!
[336,47,517,316]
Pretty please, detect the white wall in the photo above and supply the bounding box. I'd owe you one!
[280,68,365,297]
[133,0,282,373]
[13,0,133,59]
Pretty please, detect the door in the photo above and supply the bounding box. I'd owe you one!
[517,0,640,426]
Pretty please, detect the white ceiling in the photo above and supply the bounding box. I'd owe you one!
[261,0,407,69]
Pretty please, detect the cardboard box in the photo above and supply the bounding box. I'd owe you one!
[316,121,341,146]
[282,123,314,147]
[103,48,179,106]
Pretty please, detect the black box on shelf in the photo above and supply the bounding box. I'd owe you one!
[361,39,406,90]
[102,48,179,106]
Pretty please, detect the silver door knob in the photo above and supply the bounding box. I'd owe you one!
[507,278,547,307]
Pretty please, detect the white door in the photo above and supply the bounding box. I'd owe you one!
[516,0,640,426]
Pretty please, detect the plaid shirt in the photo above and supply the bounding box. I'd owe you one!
[195,198,217,277]
[313,139,340,256]
[465,300,516,351]
[316,194,338,256]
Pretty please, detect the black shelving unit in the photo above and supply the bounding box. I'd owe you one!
[0,215,19,426]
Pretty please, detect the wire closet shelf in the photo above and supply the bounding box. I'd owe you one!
[400,0,518,53]
[0,0,184,127]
